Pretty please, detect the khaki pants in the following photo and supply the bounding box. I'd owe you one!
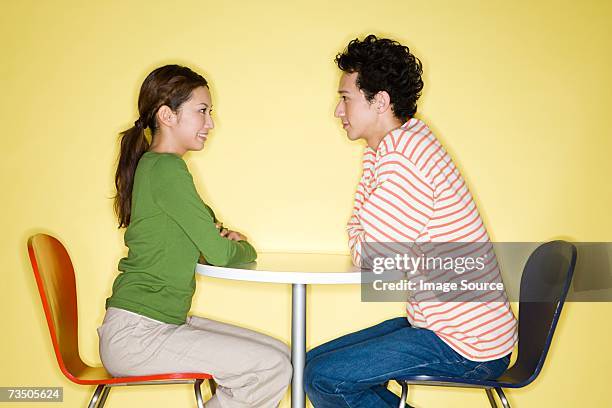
[97,307,292,408]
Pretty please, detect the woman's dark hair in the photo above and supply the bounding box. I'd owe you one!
[115,64,208,228]
[335,34,424,122]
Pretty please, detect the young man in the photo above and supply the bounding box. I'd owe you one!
[304,35,517,408]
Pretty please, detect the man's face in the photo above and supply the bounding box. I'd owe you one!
[334,72,378,143]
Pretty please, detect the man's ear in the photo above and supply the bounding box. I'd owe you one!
[374,91,392,114]
[156,105,177,128]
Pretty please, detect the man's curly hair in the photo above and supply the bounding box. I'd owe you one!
[335,34,424,122]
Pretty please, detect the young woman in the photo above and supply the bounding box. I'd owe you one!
[97,65,292,408]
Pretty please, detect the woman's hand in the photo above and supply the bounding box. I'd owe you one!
[225,231,246,241]
[216,222,229,237]
[216,222,246,241]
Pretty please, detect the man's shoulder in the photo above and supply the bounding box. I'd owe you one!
[379,118,436,160]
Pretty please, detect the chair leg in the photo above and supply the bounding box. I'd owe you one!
[97,387,111,408]
[194,379,204,408]
[495,387,511,408]
[87,385,105,408]
[485,388,498,408]
[398,381,408,408]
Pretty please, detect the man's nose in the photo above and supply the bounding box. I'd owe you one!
[335,102,345,118]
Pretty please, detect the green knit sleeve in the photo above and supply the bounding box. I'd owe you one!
[150,155,256,266]
[204,202,218,223]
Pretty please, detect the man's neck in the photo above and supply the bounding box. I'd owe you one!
[366,117,404,150]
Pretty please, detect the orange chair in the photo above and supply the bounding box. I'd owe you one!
[27,233,214,408]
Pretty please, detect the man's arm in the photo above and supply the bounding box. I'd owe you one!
[347,152,435,266]
[346,149,376,265]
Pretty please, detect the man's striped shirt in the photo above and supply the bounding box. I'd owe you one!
[347,118,517,361]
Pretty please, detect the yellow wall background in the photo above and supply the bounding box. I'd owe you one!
[2,0,611,406]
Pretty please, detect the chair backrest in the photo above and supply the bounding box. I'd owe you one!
[502,240,577,386]
[27,233,84,379]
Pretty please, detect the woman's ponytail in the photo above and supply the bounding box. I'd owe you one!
[114,121,149,228]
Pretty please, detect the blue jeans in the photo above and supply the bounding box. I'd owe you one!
[304,317,510,408]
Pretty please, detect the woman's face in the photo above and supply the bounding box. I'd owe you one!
[173,86,214,154]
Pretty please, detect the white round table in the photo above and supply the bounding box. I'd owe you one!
[196,252,361,408]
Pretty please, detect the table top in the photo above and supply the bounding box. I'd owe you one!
[196,252,363,284]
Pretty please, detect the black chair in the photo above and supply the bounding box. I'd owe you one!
[395,240,577,408]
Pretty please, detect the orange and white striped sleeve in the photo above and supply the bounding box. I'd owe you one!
[347,149,375,265]
[348,150,435,266]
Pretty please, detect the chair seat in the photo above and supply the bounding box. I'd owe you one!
[396,373,529,389]
[60,359,212,385]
